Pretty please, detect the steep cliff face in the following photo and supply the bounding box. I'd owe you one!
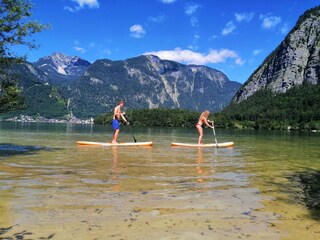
[69,55,241,117]
[233,6,320,103]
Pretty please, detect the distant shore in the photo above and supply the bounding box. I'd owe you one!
[2,115,94,124]
[2,115,319,132]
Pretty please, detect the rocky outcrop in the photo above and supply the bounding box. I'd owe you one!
[33,52,91,85]
[233,6,320,103]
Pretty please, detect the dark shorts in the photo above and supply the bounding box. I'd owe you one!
[112,119,120,130]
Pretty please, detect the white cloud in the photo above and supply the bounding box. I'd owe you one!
[149,14,167,23]
[253,49,263,56]
[73,40,86,53]
[222,21,236,36]
[235,12,254,23]
[185,4,200,15]
[130,24,146,38]
[190,16,198,27]
[89,42,96,48]
[280,23,289,34]
[209,35,219,40]
[65,0,99,12]
[188,34,200,50]
[64,6,76,12]
[184,4,201,27]
[160,0,177,4]
[235,58,245,65]
[72,0,99,8]
[102,48,111,55]
[144,48,243,66]
[260,14,281,29]
[74,46,86,53]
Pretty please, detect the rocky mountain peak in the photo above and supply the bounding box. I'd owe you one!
[33,52,91,84]
[233,6,320,103]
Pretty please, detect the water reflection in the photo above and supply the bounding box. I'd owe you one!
[196,148,204,183]
[110,147,121,191]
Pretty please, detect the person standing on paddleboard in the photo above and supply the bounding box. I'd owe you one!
[196,110,214,144]
[112,100,129,144]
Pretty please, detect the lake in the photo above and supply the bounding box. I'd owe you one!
[0,122,319,239]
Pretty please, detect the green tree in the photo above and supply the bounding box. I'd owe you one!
[0,0,49,113]
[0,78,24,113]
[94,109,200,128]
[220,83,320,131]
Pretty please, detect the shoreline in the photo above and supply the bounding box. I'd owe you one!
[1,114,94,124]
[1,115,319,132]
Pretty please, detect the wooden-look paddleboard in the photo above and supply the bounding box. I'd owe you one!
[77,141,153,147]
[171,142,234,148]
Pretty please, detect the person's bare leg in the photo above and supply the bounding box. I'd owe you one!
[196,125,203,144]
[112,129,119,144]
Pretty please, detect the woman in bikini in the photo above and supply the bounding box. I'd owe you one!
[196,110,214,144]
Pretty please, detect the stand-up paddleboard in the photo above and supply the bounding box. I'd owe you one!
[171,142,234,148]
[77,141,153,147]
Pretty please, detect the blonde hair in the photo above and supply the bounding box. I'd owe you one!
[200,110,210,120]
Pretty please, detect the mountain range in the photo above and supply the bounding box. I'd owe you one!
[0,6,319,122]
[0,53,241,118]
[69,55,241,117]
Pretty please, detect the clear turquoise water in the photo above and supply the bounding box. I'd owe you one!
[0,122,319,239]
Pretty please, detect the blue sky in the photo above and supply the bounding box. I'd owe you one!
[14,0,319,84]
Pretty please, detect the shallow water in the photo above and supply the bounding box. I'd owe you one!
[0,122,319,239]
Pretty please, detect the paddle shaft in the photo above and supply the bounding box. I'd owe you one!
[126,114,137,143]
[129,125,137,143]
[212,126,219,148]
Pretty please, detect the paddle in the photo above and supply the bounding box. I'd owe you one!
[129,124,137,143]
[210,121,219,148]
[212,126,219,148]
[126,112,137,143]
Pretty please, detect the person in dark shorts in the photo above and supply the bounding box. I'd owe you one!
[112,100,129,144]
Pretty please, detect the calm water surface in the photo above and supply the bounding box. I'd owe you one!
[0,122,319,239]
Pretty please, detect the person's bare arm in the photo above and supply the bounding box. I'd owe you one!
[120,113,129,124]
[205,119,214,128]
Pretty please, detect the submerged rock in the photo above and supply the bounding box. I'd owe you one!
[291,170,320,211]
[0,143,51,159]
